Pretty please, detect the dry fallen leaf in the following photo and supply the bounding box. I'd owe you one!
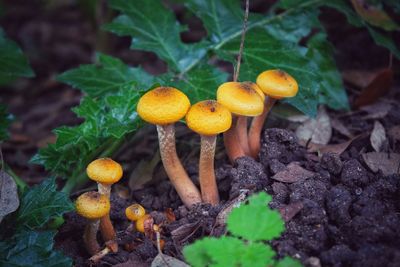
[151,253,189,267]
[354,69,393,108]
[370,121,386,152]
[361,101,392,119]
[342,69,377,88]
[165,208,176,223]
[296,106,332,145]
[303,134,365,155]
[0,170,20,223]
[272,162,315,183]
[362,152,400,176]
[215,190,248,227]
[388,125,400,141]
[129,151,160,191]
[279,202,304,222]
[331,118,353,138]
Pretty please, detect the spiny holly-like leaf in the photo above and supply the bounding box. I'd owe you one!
[0,104,12,142]
[15,178,74,231]
[217,29,319,116]
[105,0,207,73]
[0,231,72,267]
[227,192,285,241]
[58,53,154,97]
[185,0,262,44]
[32,87,144,179]
[0,28,34,85]
[160,65,228,103]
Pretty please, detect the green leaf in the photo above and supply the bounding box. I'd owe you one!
[160,65,228,103]
[241,243,276,267]
[105,0,207,72]
[275,257,303,267]
[185,0,262,44]
[32,86,144,180]
[227,192,285,241]
[0,28,34,85]
[15,178,74,231]
[58,53,154,97]
[217,29,319,116]
[306,33,349,110]
[0,104,12,142]
[0,231,72,267]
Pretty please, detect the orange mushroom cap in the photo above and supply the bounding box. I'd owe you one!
[217,82,264,116]
[256,69,298,99]
[135,214,151,233]
[137,87,191,125]
[86,158,123,185]
[75,191,110,220]
[186,100,232,136]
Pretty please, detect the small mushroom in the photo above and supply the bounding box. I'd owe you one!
[137,86,202,208]
[86,158,122,246]
[186,100,232,204]
[217,82,264,162]
[75,191,110,255]
[125,203,146,231]
[248,70,298,158]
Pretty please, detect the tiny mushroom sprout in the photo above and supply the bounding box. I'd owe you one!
[217,81,264,162]
[248,69,298,158]
[186,100,232,205]
[125,203,146,222]
[137,86,202,208]
[86,158,122,246]
[75,191,110,255]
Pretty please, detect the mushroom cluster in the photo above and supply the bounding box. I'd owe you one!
[72,69,298,259]
[135,69,298,206]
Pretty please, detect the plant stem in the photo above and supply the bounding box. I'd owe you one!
[4,164,27,192]
[233,0,249,82]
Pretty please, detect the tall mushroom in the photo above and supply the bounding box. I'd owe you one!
[75,191,110,255]
[137,86,202,208]
[186,100,232,205]
[217,82,264,162]
[248,70,298,158]
[86,158,122,247]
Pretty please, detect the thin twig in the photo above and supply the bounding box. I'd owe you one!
[233,0,250,82]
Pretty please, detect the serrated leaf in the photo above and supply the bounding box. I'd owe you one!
[217,28,319,116]
[0,28,34,85]
[15,178,74,231]
[160,65,228,103]
[227,192,285,241]
[32,87,144,180]
[58,53,154,97]
[105,0,207,73]
[185,0,262,44]
[241,243,276,267]
[0,231,72,267]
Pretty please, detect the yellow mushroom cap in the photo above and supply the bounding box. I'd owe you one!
[186,100,232,136]
[256,70,298,99]
[86,158,123,185]
[75,191,110,219]
[125,204,146,222]
[137,87,191,125]
[217,82,264,116]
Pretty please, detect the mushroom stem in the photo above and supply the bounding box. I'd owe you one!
[83,220,101,256]
[156,124,202,207]
[248,97,277,158]
[199,135,219,205]
[97,184,117,247]
[223,116,245,163]
[236,116,250,155]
